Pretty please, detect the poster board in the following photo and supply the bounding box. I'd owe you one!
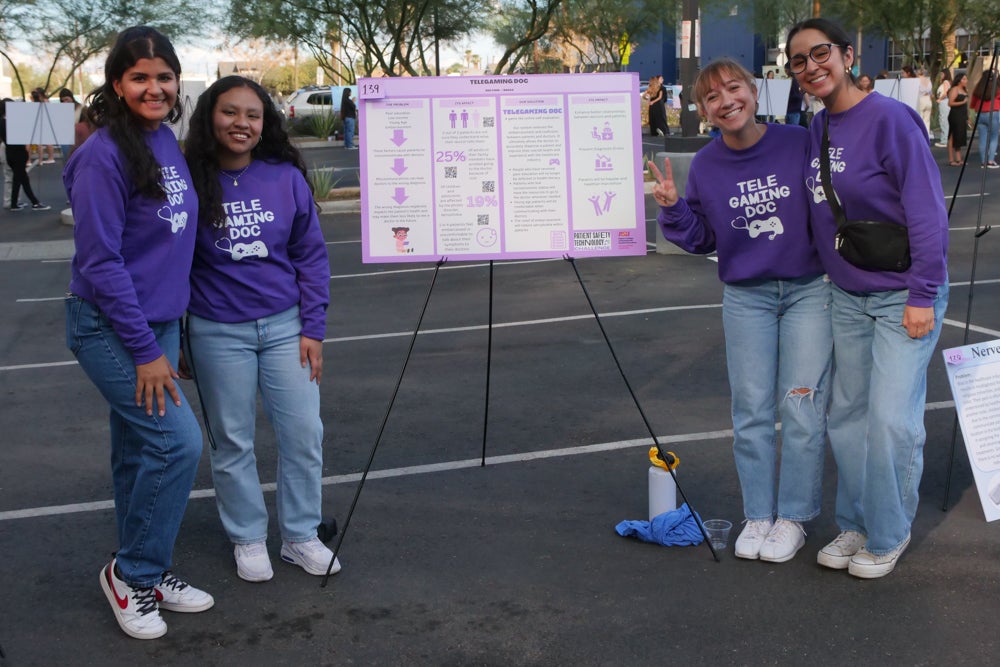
[754,78,791,118]
[169,79,207,141]
[873,77,920,113]
[4,102,74,145]
[357,73,646,263]
[943,340,1000,521]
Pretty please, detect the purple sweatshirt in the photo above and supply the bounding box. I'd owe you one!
[65,126,197,364]
[805,93,948,307]
[187,160,330,340]
[658,123,823,283]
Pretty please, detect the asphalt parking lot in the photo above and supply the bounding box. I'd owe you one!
[1,137,999,665]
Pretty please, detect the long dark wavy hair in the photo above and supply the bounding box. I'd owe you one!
[185,75,311,228]
[85,26,183,199]
[785,18,856,83]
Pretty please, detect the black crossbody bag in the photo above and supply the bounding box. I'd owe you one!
[819,115,911,272]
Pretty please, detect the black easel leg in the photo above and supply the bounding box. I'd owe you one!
[941,43,999,511]
[481,260,494,467]
[321,257,449,586]
[563,256,719,561]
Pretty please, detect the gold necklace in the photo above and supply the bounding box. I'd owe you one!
[220,162,252,186]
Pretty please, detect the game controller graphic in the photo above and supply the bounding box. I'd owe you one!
[157,206,187,233]
[732,215,783,240]
[215,238,269,261]
[806,177,827,204]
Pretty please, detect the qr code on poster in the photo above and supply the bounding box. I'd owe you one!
[482,180,495,193]
[477,214,489,226]
[444,166,457,178]
[483,117,495,128]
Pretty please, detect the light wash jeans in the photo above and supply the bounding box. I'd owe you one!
[828,283,948,554]
[343,116,356,149]
[186,306,324,544]
[65,296,203,588]
[976,110,999,165]
[937,99,950,144]
[722,275,833,522]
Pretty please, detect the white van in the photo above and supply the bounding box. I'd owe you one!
[284,85,358,119]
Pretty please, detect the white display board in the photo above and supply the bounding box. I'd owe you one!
[754,78,791,118]
[873,77,920,113]
[4,102,75,145]
[943,339,1000,521]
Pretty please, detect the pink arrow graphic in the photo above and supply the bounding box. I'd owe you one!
[392,187,408,204]
[390,129,407,146]
[391,158,407,175]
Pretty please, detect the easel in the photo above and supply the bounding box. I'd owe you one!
[319,254,720,585]
[941,41,999,511]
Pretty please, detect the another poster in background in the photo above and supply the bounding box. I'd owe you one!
[4,102,75,146]
[943,340,1000,521]
[873,77,920,113]
[356,73,646,263]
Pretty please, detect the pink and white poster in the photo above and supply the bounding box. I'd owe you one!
[358,73,645,263]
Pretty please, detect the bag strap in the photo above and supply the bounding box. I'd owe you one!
[819,114,848,232]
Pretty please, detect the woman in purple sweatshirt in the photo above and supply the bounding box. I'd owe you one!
[184,77,335,583]
[650,58,831,564]
[787,18,949,579]
[64,26,213,640]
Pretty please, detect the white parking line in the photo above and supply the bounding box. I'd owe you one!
[0,401,959,523]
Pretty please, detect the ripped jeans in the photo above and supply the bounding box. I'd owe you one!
[723,275,833,522]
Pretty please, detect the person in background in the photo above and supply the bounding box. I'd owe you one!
[183,76,337,583]
[787,17,949,579]
[935,69,952,148]
[856,74,874,92]
[917,67,934,143]
[64,25,213,640]
[970,69,1000,169]
[947,73,969,167]
[650,57,831,565]
[340,87,357,149]
[645,75,669,137]
[58,88,84,159]
[1,98,14,207]
[785,66,806,127]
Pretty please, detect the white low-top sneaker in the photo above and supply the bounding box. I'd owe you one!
[758,519,806,563]
[154,571,215,613]
[734,519,773,560]
[281,537,342,576]
[848,535,911,579]
[100,559,167,640]
[235,541,274,582]
[817,530,867,569]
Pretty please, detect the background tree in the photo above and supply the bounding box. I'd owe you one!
[551,0,681,72]
[486,0,563,74]
[1,0,213,98]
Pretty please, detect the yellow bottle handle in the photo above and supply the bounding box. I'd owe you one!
[648,447,679,471]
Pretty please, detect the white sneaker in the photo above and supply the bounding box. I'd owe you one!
[99,559,167,639]
[734,519,773,560]
[817,530,866,569]
[235,541,274,582]
[154,571,215,612]
[848,535,911,579]
[758,519,806,563]
[280,537,342,576]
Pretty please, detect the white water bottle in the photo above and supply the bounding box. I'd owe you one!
[648,465,677,520]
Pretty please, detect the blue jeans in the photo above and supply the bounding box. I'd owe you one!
[722,275,832,522]
[65,297,203,588]
[343,116,356,148]
[976,110,999,165]
[186,306,324,544]
[828,283,948,554]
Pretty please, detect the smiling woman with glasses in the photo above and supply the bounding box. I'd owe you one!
[787,42,843,74]
[785,17,949,581]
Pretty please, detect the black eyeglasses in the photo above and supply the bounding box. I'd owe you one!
[788,43,841,74]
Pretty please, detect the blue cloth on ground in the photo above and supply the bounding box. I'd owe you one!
[615,503,704,546]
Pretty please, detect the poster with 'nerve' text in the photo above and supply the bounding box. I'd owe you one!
[943,340,1000,522]
[358,73,645,262]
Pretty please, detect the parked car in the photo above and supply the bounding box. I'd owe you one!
[284,85,358,119]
